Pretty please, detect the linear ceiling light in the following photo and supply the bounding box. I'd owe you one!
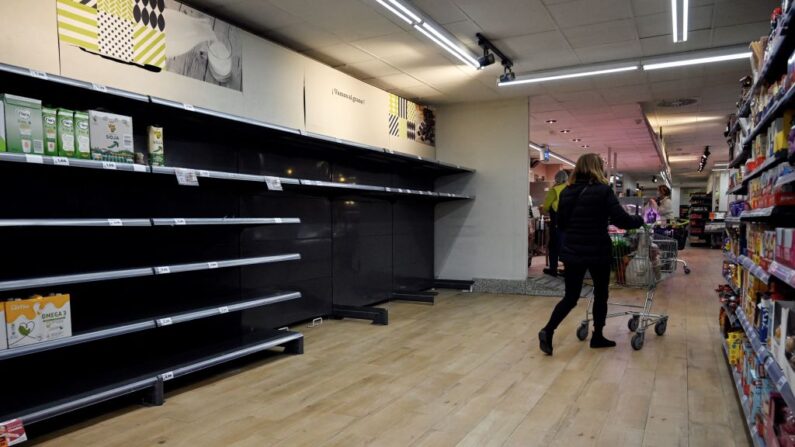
[375,0,480,69]
[671,0,678,43]
[498,62,638,86]
[671,0,689,43]
[643,47,751,70]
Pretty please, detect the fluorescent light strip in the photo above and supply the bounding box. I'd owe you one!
[500,65,638,86]
[529,143,575,167]
[420,23,480,68]
[385,0,421,23]
[413,25,477,68]
[643,52,751,70]
[376,0,412,24]
[682,0,688,41]
[671,0,678,43]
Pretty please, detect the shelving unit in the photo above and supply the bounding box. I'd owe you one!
[0,56,476,434]
[688,193,711,244]
[722,341,767,447]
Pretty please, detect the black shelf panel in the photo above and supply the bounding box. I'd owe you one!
[150,217,300,226]
[0,254,300,292]
[2,327,302,425]
[0,218,300,227]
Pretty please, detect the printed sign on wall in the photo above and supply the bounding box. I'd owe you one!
[57,0,243,91]
[388,93,435,147]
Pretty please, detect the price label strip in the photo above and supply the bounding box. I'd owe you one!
[155,266,171,275]
[91,83,108,93]
[173,218,187,226]
[24,154,44,164]
[107,219,123,227]
[29,69,48,80]
[102,161,117,170]
[53,157,70,166]
[207,262,219,269]
[160,371,175,381]
[218,306,229,314]
[157,317,173,327]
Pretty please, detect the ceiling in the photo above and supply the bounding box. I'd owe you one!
[189,0,778,183]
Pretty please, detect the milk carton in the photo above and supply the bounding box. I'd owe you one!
[5,294,71,348]
[3,94,43,154]
[42,107,57,156]
[0,100,5,152]
[147,125,164,166]
[74,111,90,159]
[57,108,76,158]
[89,110,133,163]
[0,305,6,350]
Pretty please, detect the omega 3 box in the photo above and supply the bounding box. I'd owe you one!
[42,107,57,156]
[3,94,43,154]
[5,294,71,348]
[89,110,133,163]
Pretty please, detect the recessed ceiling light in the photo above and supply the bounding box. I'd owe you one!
[572,138,582,142]
[545,119,557,124]
[560,129,571,133]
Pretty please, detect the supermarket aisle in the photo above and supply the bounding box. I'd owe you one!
[33,248,747,447]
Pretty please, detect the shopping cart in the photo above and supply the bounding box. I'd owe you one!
[576,229,678,350]
[653,224,691,274]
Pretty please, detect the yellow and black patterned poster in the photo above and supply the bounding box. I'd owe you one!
[388,93,435,146]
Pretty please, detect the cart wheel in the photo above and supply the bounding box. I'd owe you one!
[684,267,691,275]
[576,323,588,341]
[654,319,668,336]
[628,316,640,332]
[631,333,645,350]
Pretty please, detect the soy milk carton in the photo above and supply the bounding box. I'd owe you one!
[5,294,71,348]
[3,94,43,154]
[89,110,133,163]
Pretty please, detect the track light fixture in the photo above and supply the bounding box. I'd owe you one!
[477,33,514,72]
[697,145,710,172]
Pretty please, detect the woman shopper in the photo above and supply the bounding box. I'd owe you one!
[656,185,675,224]
[542,170,568,277]
[538,153,644,355]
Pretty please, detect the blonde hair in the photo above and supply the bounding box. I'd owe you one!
[568,153,607,185]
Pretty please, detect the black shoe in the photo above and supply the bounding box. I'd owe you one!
[590,332,616,349]
[543,268,557,277]
[539,329,553,355]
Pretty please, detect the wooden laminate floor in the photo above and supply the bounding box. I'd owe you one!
[34,248,748,446]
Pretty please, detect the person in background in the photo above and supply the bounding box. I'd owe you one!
[542,170,569,277]
[657,185,675,224]
[538,153,644,355]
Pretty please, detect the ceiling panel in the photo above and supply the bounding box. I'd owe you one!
[547,0,633,28]
[562,19,638,48]
[452,0,557,38]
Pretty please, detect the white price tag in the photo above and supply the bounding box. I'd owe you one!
[24,154,44,164]
[274,218,283,224]
[183,103,195,112]
[207,262,219,269]
[265,177,283,191]
[160,371,175,381]
[91,83,108,93]
[102,161,117,170]
[386,149,395,154]
[29,69,48,80]
[133,164,147,172]
[198,170,211,178]
[155,266,171,274]
[53,156,70,166]
[107,219,123,227]
[175,168,199,186]
[173,218,187,226]
[218,306,229,314]
[157,317,173,326]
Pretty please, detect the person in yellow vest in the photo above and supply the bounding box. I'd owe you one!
[542,170,568,277]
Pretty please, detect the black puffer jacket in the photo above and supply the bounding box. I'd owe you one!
[558,179,644,264]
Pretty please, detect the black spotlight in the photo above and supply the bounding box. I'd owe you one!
[652,175,658,183]
[499,66,516,83]
[478,52,496,68]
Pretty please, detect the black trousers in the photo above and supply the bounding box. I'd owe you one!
[544,260,611,331]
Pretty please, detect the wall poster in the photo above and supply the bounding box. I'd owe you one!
[388,93,435,147]
[56,0,243,92]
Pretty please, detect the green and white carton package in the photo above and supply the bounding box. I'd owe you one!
[3,94,43,154]
[57,108,76,158]
[148,125,164,166]
[74,111,90,159]
[89,110,134,163]
[0,99,5,152]
[42,107,57,156]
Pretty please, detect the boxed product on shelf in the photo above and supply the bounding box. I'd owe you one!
[147,125,164,166]
[0,99,5,152]
[2,94,43,154]
[774,303,795,380]
[5,294,71,348]
[765,231,778,268]
[56,108,75,158]
[89,110,133,163]
[42,107,57,156]
[0,305,5,350]
[74,111,90,160]
[778,228,794,267]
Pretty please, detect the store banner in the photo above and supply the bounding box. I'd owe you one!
[304,61,389,149]
[388,93,435,147]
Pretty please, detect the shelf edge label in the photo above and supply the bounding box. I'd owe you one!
[265,177,283,191]
[24,154,44,164]
[155,266,171,274]
[102,161,117,170]
[157,317,173,326]
[107,219,123,227]
[160,371,175,381]
[91,83,108,93]
[53,156,70,166]
[207,262,219,269]
[218,306,229,314]
[29,69,48,80]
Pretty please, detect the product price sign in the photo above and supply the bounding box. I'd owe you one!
[265,177,283,191]
[133,164,147,173]
[29,69,48,80]
[91,83,108,93]
[160,371,175,381]
[156,317,173,327]
[173,218,187,226]
[207,262,219,269]
[0,419,27,446]
[24,154,44,164]
[102,161,117,170]
[218,306,229,314]
[175,168,199,187]
[155,266,171,275]
[53,157,70,166]
[107,219,123,227]
[182,103,195,112]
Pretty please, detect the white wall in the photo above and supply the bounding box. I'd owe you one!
[434,99,529,281]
